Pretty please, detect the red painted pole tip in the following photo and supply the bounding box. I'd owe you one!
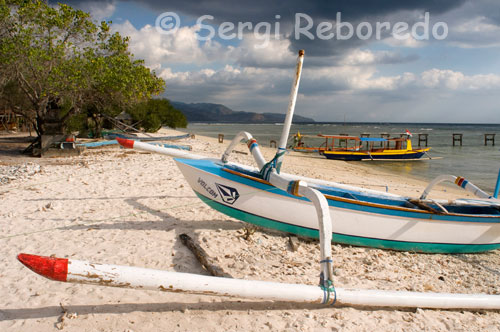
[116,137,135,149]
[17,253,68,282]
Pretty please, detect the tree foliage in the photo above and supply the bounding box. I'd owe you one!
[0,0,165,138]
[128,98,187,132]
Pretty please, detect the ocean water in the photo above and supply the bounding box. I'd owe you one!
[180,122,500,193]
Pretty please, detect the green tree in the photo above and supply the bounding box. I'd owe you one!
[0,0,164,143]
[129,98,187,132]
[81,21,165,137]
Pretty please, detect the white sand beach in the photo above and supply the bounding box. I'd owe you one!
[1,129,499,331]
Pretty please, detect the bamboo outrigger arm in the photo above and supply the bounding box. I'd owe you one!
[420,174,493,200]
[17,252,500,309]
[219,131,334,292]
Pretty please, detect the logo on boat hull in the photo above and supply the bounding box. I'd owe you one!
[215,183,240,205]
[198,177,218,199]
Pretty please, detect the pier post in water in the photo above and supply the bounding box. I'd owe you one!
[452,133,463,146]
[484,134,495,146]
[418,133,428,147]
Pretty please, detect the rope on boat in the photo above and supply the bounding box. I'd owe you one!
[319,258,336,305]
[260,149,286,181]
[319,257,337,306]
[320,277,337,305]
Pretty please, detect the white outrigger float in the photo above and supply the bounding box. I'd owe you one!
[18,50,500,310]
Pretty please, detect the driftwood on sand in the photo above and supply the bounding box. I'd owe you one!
[179,233,233,278]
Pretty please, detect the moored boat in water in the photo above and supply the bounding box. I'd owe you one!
[320,134,430,161]
[291,132,431,161]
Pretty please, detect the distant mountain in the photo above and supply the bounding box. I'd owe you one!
[170,101,315,123]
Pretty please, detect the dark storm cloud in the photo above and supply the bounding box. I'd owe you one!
[62,0,465,22]
[57,0,468,58]
[235,52,419,69]
[58,0,466,57]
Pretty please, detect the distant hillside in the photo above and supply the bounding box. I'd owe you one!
[171,101,314,123]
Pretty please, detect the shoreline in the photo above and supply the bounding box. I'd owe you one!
[0,129,498,331]
[181,122,500,193]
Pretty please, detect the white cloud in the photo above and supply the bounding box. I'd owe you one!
[418,69,500,90]
[103,5,500,122]
[383,34,425,48]
[340,49,377,65]
[227,34,295,68]
[427,1,500,48]
[448,16,500,48]
[78,1,117,22]
[112,21,226,66]
[339,49,417,66]
[156,60,500,111]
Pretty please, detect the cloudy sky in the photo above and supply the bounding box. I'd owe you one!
[58,0,500,123]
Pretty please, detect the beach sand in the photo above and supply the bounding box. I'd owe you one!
[1,129,499,331]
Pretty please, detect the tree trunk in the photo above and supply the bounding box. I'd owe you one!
[36,113,44,137]
[93,114,103,138]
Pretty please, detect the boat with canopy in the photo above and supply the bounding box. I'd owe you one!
[292,133,430,160]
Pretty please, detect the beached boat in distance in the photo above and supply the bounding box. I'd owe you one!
[290,132,329,153]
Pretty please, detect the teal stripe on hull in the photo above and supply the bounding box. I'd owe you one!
[195,192,500,254]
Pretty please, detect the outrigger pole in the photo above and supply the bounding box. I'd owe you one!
[17,253,500,309]
[17,50,500,310]
[276,49,304,173]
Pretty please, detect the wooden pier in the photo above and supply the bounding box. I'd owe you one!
[452,133,463,146]
[418,133,429,147]
[484,134,495,146]
[327,132,497,147]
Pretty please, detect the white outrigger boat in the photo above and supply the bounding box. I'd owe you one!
[114,56,500,255]
[18,50,500,310]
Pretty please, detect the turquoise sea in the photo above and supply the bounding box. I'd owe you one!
[179,122,500,193]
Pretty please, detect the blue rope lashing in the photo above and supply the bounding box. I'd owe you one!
[319,259,336,305]
[275,147,287,173]
[319,276,337,305]
[260,150,286,181]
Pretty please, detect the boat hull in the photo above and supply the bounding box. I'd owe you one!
[291,147,323,153]
[174,158,500,253]
[322,150,427,161]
